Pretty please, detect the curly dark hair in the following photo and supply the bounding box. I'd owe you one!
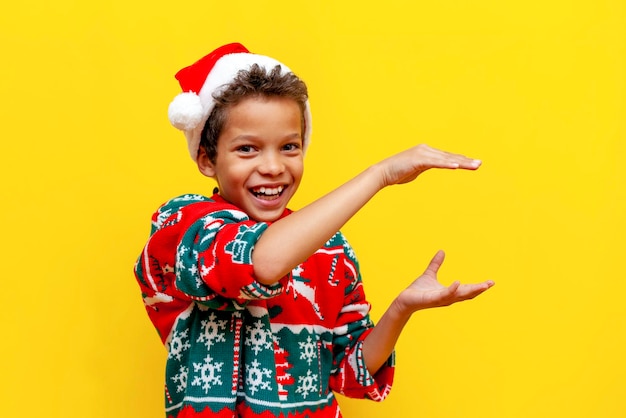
[199,64,308,163]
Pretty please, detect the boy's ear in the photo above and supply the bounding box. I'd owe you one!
[196,147,216,178]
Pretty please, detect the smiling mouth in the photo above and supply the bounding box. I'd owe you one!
[251,185,285,200]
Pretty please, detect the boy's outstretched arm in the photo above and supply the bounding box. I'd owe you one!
[252,144,483,284]
[362,250,495,374]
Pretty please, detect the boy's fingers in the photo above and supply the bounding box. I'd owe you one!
[424,250,446,275]
[458,281,495,300]
[417,154,481,170]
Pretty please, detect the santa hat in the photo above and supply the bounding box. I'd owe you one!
[168,43,312,160]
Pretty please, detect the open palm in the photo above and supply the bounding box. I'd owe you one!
[396,250,495,313]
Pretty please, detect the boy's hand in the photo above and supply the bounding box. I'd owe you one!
[376,144,482,187]
[392,250,495,316]
[363,250,494,374]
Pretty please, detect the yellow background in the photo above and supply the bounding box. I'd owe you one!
[2,1,624,417]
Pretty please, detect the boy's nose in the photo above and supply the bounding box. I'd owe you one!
[258,152,285,176]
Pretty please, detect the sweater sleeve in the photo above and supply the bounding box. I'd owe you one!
[175,209,286,307]
[328,233,395,401]
[136,195,288,314]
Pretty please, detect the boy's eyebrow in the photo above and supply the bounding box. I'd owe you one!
[283,132,303,141]
[229,133,303,142]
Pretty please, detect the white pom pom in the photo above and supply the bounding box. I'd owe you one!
[168,92,205,131]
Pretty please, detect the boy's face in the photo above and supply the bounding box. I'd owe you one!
[197,96,304,222]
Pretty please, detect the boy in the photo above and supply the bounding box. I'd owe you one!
[134,42,494,418]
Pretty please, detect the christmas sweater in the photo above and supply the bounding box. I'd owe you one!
[134,194,395,417]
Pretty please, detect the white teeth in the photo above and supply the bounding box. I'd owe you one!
[254,186,284,196]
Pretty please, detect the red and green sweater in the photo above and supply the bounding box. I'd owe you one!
[134,194,394,417]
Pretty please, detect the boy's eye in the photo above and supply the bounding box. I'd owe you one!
[237,145,254,153]
[283,143,301,152]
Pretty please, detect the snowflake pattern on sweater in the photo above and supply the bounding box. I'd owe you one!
[134,194,394,417]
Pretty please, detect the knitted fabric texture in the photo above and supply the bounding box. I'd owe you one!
[134,194,394,417]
